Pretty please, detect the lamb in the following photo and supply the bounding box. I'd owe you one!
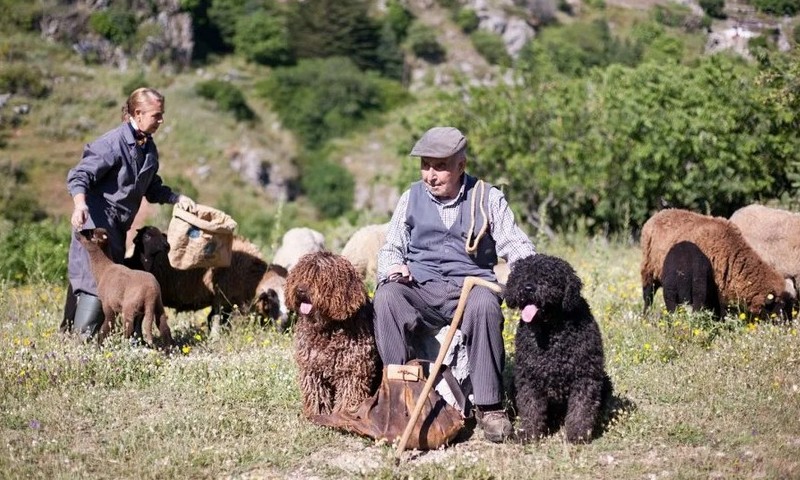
[640,208,796,320]
[127,226,289,332]
[729,204,800,287]
[340,223,388,284]
[77,228,172,348]
[272,227,326,271]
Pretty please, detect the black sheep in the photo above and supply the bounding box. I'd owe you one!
[662,241,721,318]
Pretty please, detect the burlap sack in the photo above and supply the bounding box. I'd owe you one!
[167,203,237,270]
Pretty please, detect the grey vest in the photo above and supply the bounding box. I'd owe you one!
[406,175,498,284]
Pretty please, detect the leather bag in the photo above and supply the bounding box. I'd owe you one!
[311,360,465,450]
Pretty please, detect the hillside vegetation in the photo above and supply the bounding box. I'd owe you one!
[1,1,799,247]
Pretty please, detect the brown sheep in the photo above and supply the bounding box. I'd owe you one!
[285,251,381,418]
[77,228,172,348]
[126,226,289,332]
[730,204,800,287]
[640,209,796,320]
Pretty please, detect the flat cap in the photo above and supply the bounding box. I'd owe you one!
[409,127,467,158]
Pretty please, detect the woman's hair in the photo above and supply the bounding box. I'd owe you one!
[121,87,165,121]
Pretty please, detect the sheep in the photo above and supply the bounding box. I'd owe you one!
[272,227,326,271]
[126,226,289,332]
[340,223,388,284]
[640,208,796,320]
[729,204,800,288]
[77,228,172,348]
[661,241,721,318]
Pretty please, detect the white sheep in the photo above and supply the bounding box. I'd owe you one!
[729,204,800,287]
[272,227,326,271]
[340,223,389,284]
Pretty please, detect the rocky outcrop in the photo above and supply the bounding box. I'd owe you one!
[38,0,193,70]
[467,0,539,57]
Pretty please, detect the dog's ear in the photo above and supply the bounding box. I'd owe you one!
[562,274,583,312]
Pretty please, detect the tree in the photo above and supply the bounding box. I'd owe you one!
[288,0,383,72]
[413,54,796,234]
[233,11,293,66]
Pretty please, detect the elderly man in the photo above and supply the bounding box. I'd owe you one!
[373,126,536,442]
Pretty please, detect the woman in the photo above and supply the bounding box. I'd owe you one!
[63,87,195,338]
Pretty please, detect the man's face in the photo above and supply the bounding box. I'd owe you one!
[135,99,164,135]
[420,154,464,200]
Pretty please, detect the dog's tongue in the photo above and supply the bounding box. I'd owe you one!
[300,302,313,315]
[521,304,538,323]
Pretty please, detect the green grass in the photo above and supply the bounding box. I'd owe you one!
[2,238,800,478]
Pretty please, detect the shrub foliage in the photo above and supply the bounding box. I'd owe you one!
[195,79,256,122]
[256,56,407,150]
[413,52,800,235]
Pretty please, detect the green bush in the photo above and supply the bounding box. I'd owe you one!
[88,9,138,45]
[256,56,408,149]
[419,55,796,234]
[794,23,800,46]
[233,10,293,66]
[288,0,385,73]
[207,0,250,49]
[471,30,512,67]
[405,22,445,63]
[699,0,726,18]
[0,160,47,224]
[195,79,256,122]
[0,219,70,285]
[0,0,44,32]
[517,19,642,78]
[299,157,354,219]
[455,8,480,34]
[558,0,574,14]
[0,64,50,98]
[653,3,704,31]
[122,72,149,97]
[384,0,414,40]
[376,22,406,81]
[750,0,799,16]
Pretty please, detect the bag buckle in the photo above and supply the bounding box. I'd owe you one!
[387,364,423,381]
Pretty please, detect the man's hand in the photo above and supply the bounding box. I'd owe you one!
[385,264,413,284]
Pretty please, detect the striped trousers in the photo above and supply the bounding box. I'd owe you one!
[373,279,506,405]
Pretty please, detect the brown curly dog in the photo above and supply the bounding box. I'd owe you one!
[285,251,381,418]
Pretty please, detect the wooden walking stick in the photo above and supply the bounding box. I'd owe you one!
[394,276,503,460]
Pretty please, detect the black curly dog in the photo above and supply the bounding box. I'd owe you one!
[505,254,612,443]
